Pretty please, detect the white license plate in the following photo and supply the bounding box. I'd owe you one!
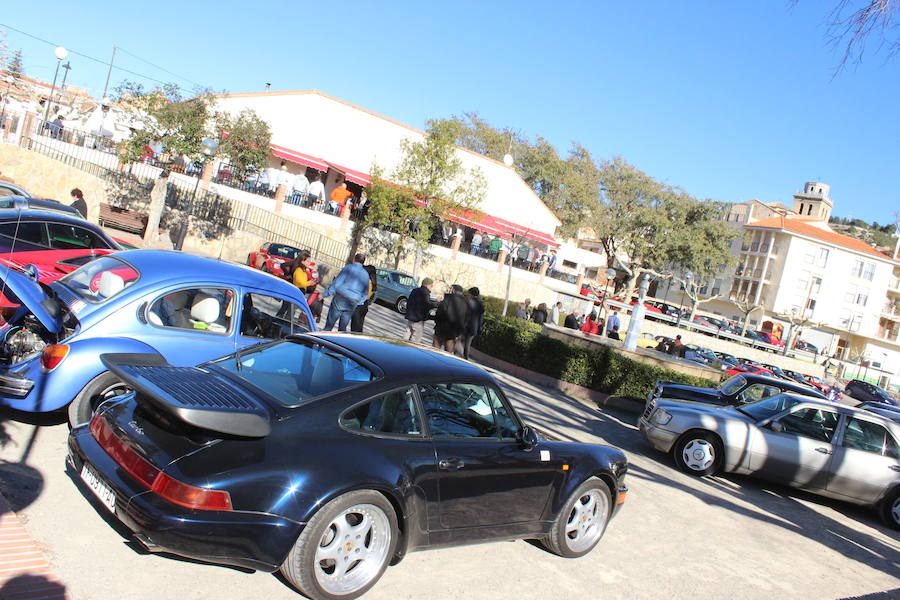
[80,463,116,513]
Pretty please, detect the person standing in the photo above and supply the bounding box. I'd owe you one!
[550,301,562,326]
[515,299,531,320]
[580,313,600,335]
[69,188,87,218]
[307,175,325,209]
[329,181,353,215]
[488,235,502,260]
[433,284,469,355]
[321,253,370,332]
[531,303,548,325]
[606,308,621,340]
[564,310,580,329]
[406,277,434,344]
[350,264,378,333]
[469,231,483,255]
[462,287,485,360]
[291,170,309,205]
[546,249,558,277]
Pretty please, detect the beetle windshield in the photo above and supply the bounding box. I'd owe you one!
[58,255,139,303]
[718,375,746,395]
[216,339,375,406]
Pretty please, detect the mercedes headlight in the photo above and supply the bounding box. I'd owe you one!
[651,408,672,426]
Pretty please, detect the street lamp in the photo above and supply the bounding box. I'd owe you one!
[175,137,219,251]
[675,271,692,328]
[599,267,617,330]
[42,46,68,128]
[624,273,651,350]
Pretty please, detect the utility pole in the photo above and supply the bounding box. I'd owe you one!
[102,46,117,100]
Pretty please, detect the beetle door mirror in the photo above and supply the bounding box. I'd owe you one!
[518,425,539,450]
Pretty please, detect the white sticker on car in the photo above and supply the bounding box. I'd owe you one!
[540,450,550,461]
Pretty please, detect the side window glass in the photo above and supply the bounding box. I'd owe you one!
[778,408,839,443]
[340,388,422,437]
[0,221,47,247]
[419,383,498,439]
[47,223,107,249]
[740,384,780,404]
[844,418,898,457]
[487,386,518,439]
[240,293,311,339]
[148,287,233,333]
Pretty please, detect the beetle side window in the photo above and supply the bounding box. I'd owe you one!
[843,418,899,458]
[419,383,501,439]
[148,287,233,333]
[240,293,310,339]
[778,408,840,443]
[340,388,422,437]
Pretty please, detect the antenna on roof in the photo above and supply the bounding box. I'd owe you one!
[264,83,271,92]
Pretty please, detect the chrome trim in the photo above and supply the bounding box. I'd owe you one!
[0,372,34,398]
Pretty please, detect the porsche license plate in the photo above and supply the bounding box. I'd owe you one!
[80,463,116,513]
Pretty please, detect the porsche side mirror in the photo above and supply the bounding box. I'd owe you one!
[768,420,784,433]
[518,425,539,450]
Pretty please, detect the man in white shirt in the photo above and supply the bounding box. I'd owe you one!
[307,176,325,209]
[470,231,483,255]
[266,167,281,196]
[550,301,562,325]
[292,171,309,205]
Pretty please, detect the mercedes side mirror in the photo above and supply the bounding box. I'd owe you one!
[518,425,539,450]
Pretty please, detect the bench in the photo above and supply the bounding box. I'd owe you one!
[99,203,148,235]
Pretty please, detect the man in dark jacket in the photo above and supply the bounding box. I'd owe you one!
[433,284,469,355]
[462,287,485,359]
[564,311,580,329]
[405,277,434,344]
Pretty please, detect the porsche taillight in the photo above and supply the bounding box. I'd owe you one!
[90,414,233,511]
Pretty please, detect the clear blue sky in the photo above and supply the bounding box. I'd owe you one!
[3,1,898,225]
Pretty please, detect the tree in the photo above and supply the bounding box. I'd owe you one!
[730,290,762,336]
[215,109,272,182]
[816,0,900,71]
[351,122,486,268]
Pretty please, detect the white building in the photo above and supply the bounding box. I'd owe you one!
[212,90,561,246]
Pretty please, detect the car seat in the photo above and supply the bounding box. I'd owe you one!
[190,294,225,332]
[97,271,125,298]
[149,290,191,327]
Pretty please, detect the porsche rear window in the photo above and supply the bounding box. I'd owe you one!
[59,255,140,303]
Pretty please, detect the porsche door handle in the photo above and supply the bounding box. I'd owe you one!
[815,448,832,455]
[439,459,465,470]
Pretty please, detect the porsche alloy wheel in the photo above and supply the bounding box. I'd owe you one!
[281,490,398,600]
[542,478,611,558]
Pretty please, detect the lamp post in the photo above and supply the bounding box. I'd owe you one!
[175,137,219,251]
[42,46,68,128]
[675,271,692,328]
[599,267,617,329]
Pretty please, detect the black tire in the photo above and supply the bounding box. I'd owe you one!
[68,371,131,428]
[246,254,254,266]
[280,490,398,600]
[673,431,723,477]
[542,478,612,558]
[395,297,407,315]
[878,488,900,531]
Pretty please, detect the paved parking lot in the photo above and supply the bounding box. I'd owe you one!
[0,302,898,600]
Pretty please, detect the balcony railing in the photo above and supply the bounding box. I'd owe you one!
[889,278,900,293]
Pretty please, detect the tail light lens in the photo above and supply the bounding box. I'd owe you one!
[41,344,69,370]
[89,414,233,511]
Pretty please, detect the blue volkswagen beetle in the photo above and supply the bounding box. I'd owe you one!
[0,249,315,424]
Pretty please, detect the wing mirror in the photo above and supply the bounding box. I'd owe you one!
[768,420,784,433]
[518,425,539,450]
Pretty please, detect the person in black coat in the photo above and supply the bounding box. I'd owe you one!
[563,311,580,329]
[405,277,434,344]
[531,303,549,325]
[350,264,378,333]
[433,284,469,354]
[462,287,485,360]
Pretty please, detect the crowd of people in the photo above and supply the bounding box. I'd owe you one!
[561,305,622,340]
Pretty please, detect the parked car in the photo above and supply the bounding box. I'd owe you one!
[0,249,315,425]
[0,195,81,217]
[856,402,900,422]
[636,332,660,348]
[802,374,831,396]
[714,351,739,366]
[0,182,31,198]
[682,346,730,370]
[246,242,304,279]
[782,368,811,386]
[0,207,120,254]
[743,330,764,342]
[794,339,819,354]
[726,363,775,377]
[760,363,792,380]
[754,331,785,348]
[647,373,826,408]
[68,334,629,599]
[373,268,419,314]
[639,393,900,529]
[845,380,897,406]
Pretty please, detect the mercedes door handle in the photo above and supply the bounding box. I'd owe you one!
[439,459,465,470]
[890,465,900,472]
[815,448,832,455]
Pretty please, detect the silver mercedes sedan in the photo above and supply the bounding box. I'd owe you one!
[639,393,900,529]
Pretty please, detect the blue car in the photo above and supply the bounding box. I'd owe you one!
[374,268,419,314]
[0,249,315,424]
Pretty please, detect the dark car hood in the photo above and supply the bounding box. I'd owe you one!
[657,381,722,403]
[0,262,63,332]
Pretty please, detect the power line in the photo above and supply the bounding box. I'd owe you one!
[0,23,204,91]
[114,46,205,89]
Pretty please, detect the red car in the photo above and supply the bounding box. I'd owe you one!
[753,331,785,347]
[0,248,116,307]
[726,363,775,377]
[247,242,305,279]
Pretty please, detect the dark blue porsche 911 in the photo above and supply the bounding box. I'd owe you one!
[68,334,628,600]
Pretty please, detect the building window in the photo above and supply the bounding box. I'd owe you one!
[849,313,863,332]
[856,288,869,307]
[816,248,829,267]
[811,276,822,294]
[851,259,876,281]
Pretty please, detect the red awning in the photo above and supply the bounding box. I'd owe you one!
[445,208,508,238]
[271,144,329,172]
[327,162,372,187]
[492,217,559,247]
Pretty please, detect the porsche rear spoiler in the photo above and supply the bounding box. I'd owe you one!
[101,353,271,437]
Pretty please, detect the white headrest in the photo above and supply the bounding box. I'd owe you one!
[191,295,220,324]
[98,271,125,298]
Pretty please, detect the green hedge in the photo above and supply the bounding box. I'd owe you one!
[472,314,717,399]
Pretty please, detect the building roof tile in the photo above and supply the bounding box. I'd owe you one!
[746,216,896,262]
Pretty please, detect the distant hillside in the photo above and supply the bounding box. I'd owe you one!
[829,216,898,254]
